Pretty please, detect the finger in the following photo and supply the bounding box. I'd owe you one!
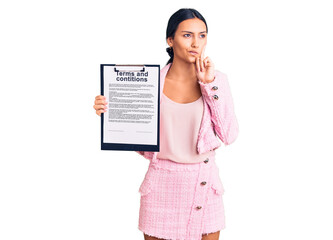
[195,57,200,72]
[96,109,106,116]
[201,44,206,59]
[205,56,214,68]
[203,57,209,68]
[95,99,108,105]
[95,95,105,100]
[94,104,107,111]
[200,57,204,72]
[203,57,207,68]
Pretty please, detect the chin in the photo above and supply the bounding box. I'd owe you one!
[177,55,196,64]
[186,56,196,64]
[190,59,197,64]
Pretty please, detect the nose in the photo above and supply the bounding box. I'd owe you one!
[191,36,199,48]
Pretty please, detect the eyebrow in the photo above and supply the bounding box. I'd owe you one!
[181,31,207,34]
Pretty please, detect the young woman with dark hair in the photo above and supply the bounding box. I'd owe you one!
[94,8,239,240]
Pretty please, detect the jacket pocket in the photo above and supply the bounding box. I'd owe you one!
[138,166,156,197]
[211,168,225,195]
[211,180,225,195]
[139,178,153,196]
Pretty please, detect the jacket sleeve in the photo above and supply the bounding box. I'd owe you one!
[136,151,144,156]
[135,151,151,161]
[198,70,239,145]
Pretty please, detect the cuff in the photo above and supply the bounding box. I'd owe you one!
[198,75,219,98]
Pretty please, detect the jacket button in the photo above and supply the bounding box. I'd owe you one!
[201,181,207,185]
[212,86,218,90]
[213,95,219,100]
[204,158,209,163]
[196,206,202,210]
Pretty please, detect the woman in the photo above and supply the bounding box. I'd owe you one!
[94,8,239,240]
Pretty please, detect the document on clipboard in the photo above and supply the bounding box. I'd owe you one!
[100,64,160,151]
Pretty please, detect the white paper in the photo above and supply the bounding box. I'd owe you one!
[103,65,159,145]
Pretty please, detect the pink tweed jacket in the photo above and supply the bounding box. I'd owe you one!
[136,63,239,163]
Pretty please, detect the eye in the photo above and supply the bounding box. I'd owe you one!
[200,34,206,38]
[184,34,191,38]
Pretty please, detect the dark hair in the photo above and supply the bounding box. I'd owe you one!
[166,8,208,65]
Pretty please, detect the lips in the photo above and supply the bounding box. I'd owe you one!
[189,51,199,55]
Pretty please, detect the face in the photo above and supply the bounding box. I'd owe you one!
[167,18,207,64]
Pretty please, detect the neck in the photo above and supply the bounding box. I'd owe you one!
[167,58,197,82]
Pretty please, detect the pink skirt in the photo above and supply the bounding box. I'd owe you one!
[138,151,226,240]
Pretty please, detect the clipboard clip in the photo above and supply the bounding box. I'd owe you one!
[114,64,145,72]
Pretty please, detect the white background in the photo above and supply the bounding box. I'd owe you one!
[1,0,332,239]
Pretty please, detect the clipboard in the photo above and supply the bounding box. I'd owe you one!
[100,64,160,152]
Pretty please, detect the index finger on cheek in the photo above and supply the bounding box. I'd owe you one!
[196,57,200,71]
[201,45,206,59]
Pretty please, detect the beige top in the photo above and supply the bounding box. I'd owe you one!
[156,92,214,163]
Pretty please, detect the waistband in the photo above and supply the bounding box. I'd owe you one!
[149,151,216,172]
